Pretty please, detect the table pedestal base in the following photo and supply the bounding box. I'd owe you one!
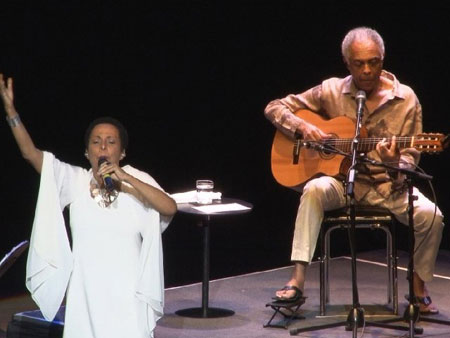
[175,307,235,318]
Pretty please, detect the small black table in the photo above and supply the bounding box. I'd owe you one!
[175,197,253,318]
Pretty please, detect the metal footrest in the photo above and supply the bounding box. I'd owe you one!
[264,297,306,329]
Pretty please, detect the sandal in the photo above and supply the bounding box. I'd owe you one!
[272,285,303,303]
[404,294,439,315]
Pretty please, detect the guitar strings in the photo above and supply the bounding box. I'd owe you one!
[321,136,441,152]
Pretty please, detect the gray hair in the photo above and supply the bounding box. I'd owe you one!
[341,27,385,62]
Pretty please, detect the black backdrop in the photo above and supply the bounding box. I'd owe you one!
[1,1,449,297]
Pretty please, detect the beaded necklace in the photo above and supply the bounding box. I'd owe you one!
[89,178,118,208]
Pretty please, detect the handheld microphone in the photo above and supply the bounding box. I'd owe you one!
[98,157,115,192]
[355,90,366,116]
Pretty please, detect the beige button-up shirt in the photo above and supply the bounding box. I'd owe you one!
[265,70,422,201]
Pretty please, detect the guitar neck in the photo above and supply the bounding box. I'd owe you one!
[328,136,414,153]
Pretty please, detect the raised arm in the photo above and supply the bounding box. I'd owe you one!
[0,74,43,173]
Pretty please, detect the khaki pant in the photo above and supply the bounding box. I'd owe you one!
[291,176,444,282]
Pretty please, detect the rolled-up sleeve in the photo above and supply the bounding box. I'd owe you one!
[264,85,323,138]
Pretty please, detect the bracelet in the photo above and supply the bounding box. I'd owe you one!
[6,114,21,128]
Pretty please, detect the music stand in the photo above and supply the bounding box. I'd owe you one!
[0,241,29,280]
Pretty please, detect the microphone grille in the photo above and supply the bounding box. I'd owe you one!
[356,90,366,100]
[98,156,108,165]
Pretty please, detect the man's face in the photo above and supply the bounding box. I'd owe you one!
[346,39,384,94]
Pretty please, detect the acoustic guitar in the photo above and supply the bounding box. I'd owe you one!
[271,110,448,189]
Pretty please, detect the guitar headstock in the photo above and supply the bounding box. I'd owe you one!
[414,133,448,153]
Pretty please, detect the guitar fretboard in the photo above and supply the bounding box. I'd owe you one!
[322,136,414,153]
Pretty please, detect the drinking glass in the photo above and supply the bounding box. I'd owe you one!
[196,179,214,204]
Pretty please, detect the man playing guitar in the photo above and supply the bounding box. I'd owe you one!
[265,27,444,315]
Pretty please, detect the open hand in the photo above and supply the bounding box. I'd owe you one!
[0,74,15,113]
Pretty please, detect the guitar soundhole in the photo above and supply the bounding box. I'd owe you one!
[319,134,338,159]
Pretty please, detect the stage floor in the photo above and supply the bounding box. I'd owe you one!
[1,249,450,337]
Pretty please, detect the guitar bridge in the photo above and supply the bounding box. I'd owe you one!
[293,138,302,164]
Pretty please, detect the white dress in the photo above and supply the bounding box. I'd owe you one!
[25,152,171,338]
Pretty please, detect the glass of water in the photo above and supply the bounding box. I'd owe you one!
[196,179,214,204]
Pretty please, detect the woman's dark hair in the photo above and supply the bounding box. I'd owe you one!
[84,117,129,151]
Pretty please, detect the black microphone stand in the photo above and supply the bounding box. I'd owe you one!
[291,94,382,337]
[342,91,366,337]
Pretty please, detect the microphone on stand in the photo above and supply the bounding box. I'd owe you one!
[346,90,366,197]
[98,157,115,192]
[355,90,366,117]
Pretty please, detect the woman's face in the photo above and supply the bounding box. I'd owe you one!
[86,123,124,171]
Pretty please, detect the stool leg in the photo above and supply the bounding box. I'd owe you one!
[325,226,332,304]
[392,221,399,315]
[320,225,326,316]
[386,227,393,306]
